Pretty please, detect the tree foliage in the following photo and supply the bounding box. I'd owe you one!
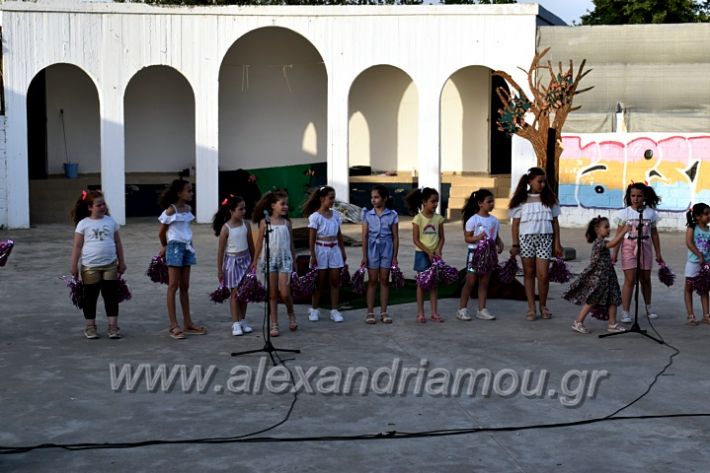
[581,0,710,24]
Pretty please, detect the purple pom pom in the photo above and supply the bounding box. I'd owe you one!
[0,240,14,267]
[61,275,84,310]
[498,256,520,284]
[209,284,231,304]
[693,263,710,295]
[589,305,609,321]
[549,257,573,283]
[416,265,437,291]
[435,258,459,285]
[339,264,351,287]
[351,265,367,295]
[294,267,318,299]
[236,269,266,303]
[390,264,405,289]
[117,274,132,304]
[658,263,675,287]
[146,255,169,285]
[469,239,498,275]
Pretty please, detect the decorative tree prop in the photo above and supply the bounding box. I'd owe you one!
[495,48,592,190]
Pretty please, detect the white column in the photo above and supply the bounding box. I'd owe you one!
[418,86,441,194]
[101,89,126,225]
[327,77,350,203]
[5,86,30,228]
[195,79,219,223]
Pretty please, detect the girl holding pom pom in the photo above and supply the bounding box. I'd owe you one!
[457,189,503,322]
[361,185,399,324]
[684,203,710,326]
[159,179,206,339]
[252,190,297,336]
[70,190,126,339]
[405,187,445,324]
[564,216,629,334]
[611,183,664,322]
[509,167,563,321]
[303,186,347,324]
[213,195,255,336]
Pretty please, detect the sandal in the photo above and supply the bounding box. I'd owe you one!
[365,313,377,325]
[430,313,444,323]
[169,326,185,340]
[526,310,537,321]
[703,315,710,324]
[184,325,207,335]
[416,313,426,324]
[607,323,626,333]
[288,314,298,332]
[540,307,552,319]
[380,312,393,324]
[270,323,280,337]
[687,314,699,326]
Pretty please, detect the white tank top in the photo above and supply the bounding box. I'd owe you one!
[226,222,248,253]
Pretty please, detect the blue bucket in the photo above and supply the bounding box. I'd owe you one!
[63,163,79,179]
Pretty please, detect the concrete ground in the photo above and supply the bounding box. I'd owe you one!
[1,217,709,472]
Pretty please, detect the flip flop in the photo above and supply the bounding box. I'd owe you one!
[184,325,207,335]
[169,327,185,340]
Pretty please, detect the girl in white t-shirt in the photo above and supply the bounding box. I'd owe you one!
[611,183,665,322]
[302,186,347,323]
[212,195,255,336]
[70,190,126,340]
[158,179,206,340]
[457,189,504,322]
[509,167,564,321]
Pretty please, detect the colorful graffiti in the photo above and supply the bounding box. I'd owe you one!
[559,134,710,212]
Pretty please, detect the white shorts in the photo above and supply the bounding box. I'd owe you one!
[685,261,701,278]
[315,243,344,270]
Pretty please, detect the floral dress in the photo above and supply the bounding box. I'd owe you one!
[563,238,622,320]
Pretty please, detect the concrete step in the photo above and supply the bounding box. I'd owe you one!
[448,196,509,209]
[446,198,510,221]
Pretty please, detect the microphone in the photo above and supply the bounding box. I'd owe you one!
[263,209,271,224]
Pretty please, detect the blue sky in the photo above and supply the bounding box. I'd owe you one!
[520,0,595,24]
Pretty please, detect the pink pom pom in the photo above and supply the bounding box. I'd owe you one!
[0,240,14,267]
[498,256,520,284]
[435,258,459,285]
[693,263,710,295]
[209,284,231,304]
[549,257,573,283]
[295,267,318,298]
[61,275,84,310]
[146,255,169,285]
[117,274,132,303]
[390,264,405,289]
[351,265,367,295]
[469,239,498,275]
[236,269,266,303]
[416,265,437,291]
[657,263,675,287]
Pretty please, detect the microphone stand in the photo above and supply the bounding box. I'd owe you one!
[232,212,300,365]
[600,205,663,344]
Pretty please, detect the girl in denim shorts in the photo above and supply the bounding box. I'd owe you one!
[361,185,399,324]
[158,179,206,340]
[252,190,297,337]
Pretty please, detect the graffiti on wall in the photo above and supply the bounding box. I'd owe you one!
[559,134,710,212]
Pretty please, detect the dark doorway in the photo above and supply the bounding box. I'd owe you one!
[490,75,511,175]
[27,70,48,179]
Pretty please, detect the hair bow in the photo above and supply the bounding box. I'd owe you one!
[81,190,87,201]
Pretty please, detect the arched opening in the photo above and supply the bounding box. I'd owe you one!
[26,63,100,224]
[124,65,196,216]
[348,65,418,215]
[440,66,511,175]
[219,27,327,212]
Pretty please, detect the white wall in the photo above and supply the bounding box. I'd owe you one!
[0,117,6,227]
[218,27,327,170]
[124,66,195,173]
[1,2,542,227]
[440,66,490,173]
[44,64,100,175]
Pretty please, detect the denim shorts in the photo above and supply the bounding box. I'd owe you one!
[166,241,196,267]
[367,239,394,270]
[413,251,432,272]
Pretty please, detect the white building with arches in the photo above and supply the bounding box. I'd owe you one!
[1,1,562,228]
